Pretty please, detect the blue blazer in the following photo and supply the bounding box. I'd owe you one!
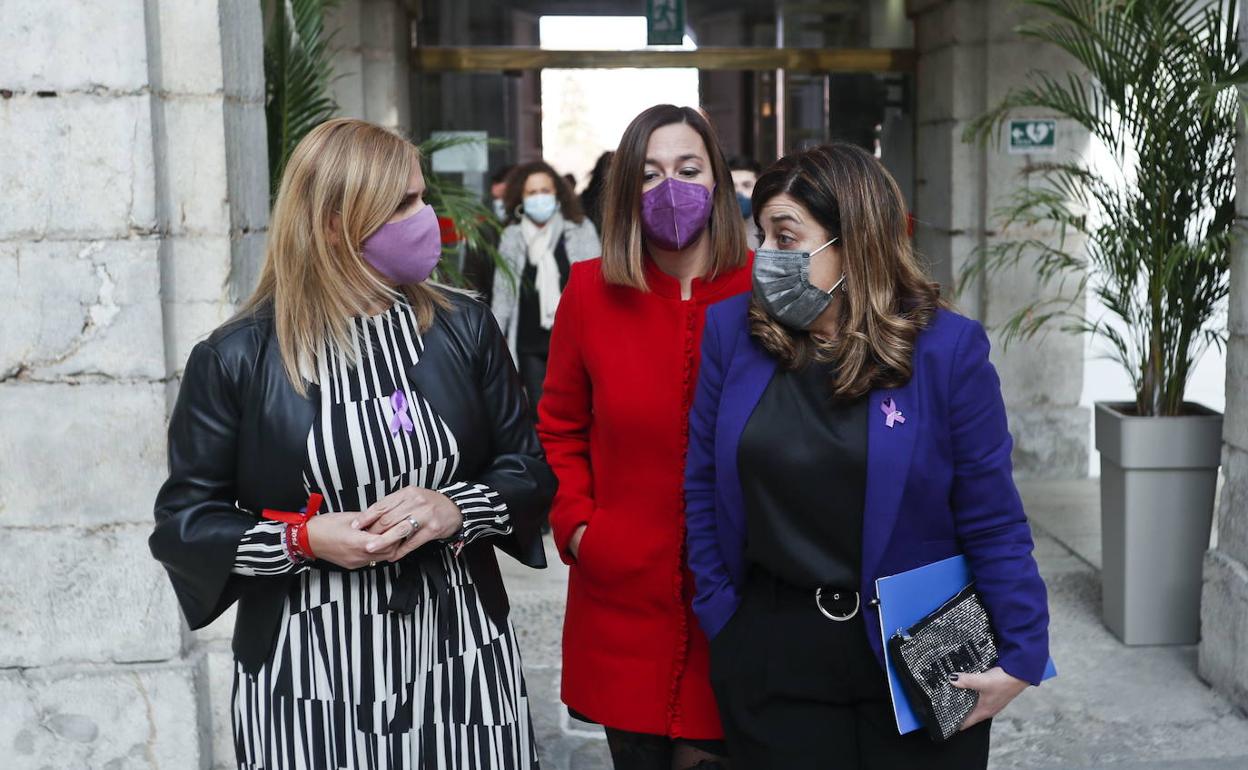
[684,294,1050,685]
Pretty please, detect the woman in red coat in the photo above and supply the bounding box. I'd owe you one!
[538,105,751,769]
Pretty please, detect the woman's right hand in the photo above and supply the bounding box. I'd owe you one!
[569,524,588,560]
[305,512,392,569]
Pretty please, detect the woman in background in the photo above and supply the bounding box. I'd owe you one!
[579,150,615,233]
[492,160,600,417]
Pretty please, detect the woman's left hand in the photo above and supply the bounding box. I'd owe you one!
[352,486,464,561]
[951,666,1028,730]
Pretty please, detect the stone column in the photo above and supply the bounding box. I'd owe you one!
[328,0,415,134]
[909,0,1089,478]
[0,0,267,766]
[149,0,269,378]
[1198,0,1248,712]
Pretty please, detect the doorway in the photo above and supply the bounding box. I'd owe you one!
[410,1,916,204]
[538,15,700,189]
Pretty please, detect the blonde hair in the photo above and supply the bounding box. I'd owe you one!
[600,105,747,290]
[749,143,946,399]
[236,118,449,394]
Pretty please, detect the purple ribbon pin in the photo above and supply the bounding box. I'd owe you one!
[389,390,414,436]
[881,398,906,428]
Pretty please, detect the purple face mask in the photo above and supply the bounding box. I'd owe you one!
[360,204,442,284]
[640,177,715,251]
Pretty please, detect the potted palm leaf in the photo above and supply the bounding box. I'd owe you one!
[263,0,502,288]
[964,0,1243,644]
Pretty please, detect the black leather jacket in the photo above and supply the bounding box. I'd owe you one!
[150,292,554,672]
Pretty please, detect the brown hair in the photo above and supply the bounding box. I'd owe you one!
[503,160,585,225]
[236,118,449,395]
[600,105,747,290]
[749,143,945,399]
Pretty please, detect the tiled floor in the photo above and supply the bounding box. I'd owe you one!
[498,478,1248,769]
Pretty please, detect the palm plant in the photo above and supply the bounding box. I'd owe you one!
[963,0,1246,416]
[261,0,504,287]
[416,134,506,288]
[263,0,340,196]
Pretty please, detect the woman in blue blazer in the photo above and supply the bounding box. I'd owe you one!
[684,144,1049,768]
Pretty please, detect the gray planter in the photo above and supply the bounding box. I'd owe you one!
[1095,401,1223,645]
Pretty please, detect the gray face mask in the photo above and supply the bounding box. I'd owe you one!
[752,238,845,330]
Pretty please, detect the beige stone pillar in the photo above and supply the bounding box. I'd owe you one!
[0,0,267,765]
[328,0,415,134]
[909,0,1089,478]
[1198,0,1248,712]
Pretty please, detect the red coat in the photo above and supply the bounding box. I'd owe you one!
[538,256,752,738]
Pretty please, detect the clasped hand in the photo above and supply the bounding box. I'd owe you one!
[305,486,463,570]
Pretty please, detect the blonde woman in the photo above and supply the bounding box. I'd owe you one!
[150,118,554,768]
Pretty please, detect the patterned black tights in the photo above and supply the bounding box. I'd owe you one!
[604,728,730,770]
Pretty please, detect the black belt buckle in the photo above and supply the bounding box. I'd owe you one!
[815,588,860,621]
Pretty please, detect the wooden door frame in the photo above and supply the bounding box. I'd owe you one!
[412,46,914,73]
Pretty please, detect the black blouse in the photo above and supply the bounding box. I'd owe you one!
[738,360,869,589]
[516,235,572,355]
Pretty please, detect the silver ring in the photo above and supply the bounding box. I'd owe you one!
[815,588,860,622]
[368,560,377,568]
[407,516,421,537]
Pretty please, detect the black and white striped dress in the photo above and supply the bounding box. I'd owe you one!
[228,299,539,769]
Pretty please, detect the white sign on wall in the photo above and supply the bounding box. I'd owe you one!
[430,131,489,174]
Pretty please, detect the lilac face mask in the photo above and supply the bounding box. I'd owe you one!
[360,204,442,284]
[640,177,715,251]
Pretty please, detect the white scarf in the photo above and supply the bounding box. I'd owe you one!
[520,212,564,330]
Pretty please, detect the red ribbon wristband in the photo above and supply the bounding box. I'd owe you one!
[262,493,322,561]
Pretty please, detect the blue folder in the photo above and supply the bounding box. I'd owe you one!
[875,555,1057,734]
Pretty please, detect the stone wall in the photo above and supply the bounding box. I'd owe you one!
[0,1,267,766]
[908,0,1089,478]
[328,0,417,134]
[1198,0,1248,712]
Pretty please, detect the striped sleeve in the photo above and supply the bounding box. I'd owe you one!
[231,520,299,576]
[439,480,512,548]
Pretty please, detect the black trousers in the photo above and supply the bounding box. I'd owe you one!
[517,352,547,422]
[709,570,991,770]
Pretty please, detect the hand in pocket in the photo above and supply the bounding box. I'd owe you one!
[569,524,588,560]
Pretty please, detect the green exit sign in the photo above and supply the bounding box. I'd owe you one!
[648,0,685,46]
[1009,119,1056,154]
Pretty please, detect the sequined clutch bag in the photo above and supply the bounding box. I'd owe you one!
[886,584,998,742]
